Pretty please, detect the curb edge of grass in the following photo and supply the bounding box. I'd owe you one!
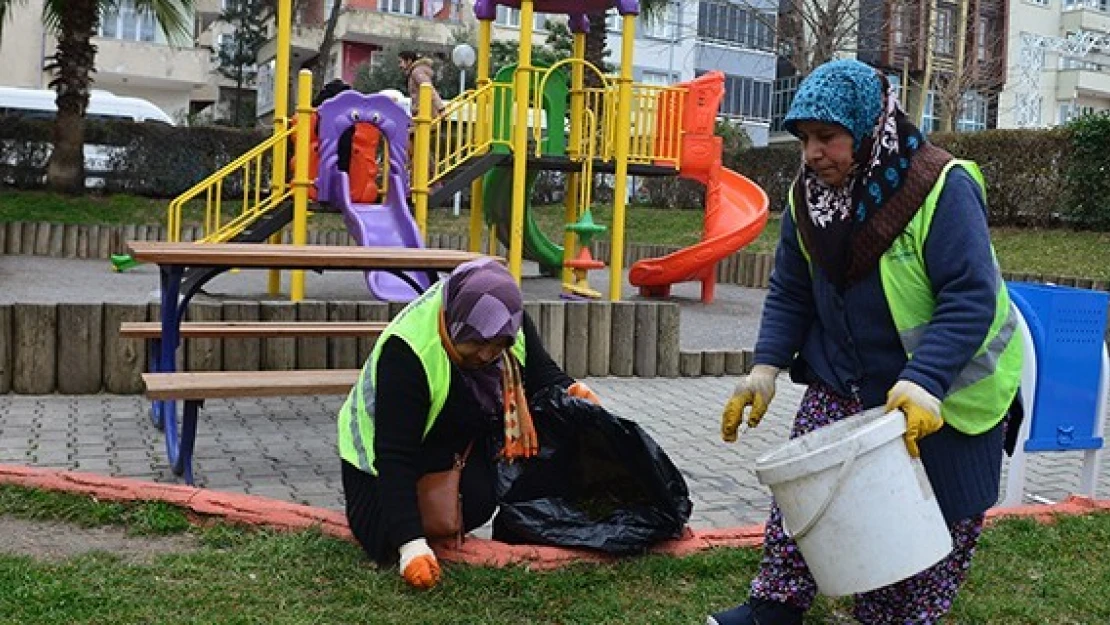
[1,463,1108,570]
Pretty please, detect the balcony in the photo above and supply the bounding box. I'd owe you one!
[1061,4,1110,35]
[94,38,211,88]
[338,1,464,48]
[1057,67,1110,99]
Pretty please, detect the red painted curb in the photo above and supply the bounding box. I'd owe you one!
[2,464,1107,569]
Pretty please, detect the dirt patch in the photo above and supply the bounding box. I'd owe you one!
[0,516,201,563]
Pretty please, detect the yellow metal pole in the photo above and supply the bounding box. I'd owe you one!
[469,18,493,253]
[469,177,485,253]
[508,0,535,283]
[268,0,293,295]
[609,14,636,302]
[476,19,492,143]
[413,85,433,238]
[290,70,314,302]
[568,33,586,160]
[562,32,587,285]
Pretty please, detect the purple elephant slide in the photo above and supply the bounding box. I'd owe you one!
[315,91,432,302]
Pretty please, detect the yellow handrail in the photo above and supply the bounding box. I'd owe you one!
[166,126,296,243]
[532,59,612,159]
[425,82,512,185]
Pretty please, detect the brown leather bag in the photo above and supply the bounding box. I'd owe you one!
[416,441,473,547]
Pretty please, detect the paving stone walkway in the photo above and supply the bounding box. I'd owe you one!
[1,378,1105,529]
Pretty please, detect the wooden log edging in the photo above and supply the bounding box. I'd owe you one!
[1,300,766,394]
[10,220,1110,293]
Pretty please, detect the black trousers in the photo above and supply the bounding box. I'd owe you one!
[341,440,498,565]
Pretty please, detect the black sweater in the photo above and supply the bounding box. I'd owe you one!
[372,312,573,548]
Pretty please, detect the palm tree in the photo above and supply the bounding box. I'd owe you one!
[0,0,192,192]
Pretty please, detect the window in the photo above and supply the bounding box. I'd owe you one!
[956,91,988,131]
[696,1,774,51]
[703,71,772,121]
[770,75,798,132]
[640,70,674,86]
[934,7,953,55]
[378,0,420,16]
[976,18,990,61]
[99,0,156,42]
[642,2,677,40]
[891,3,909,46]
[921,90,938,132]
[606,8,621,30]
[495,5,547,30]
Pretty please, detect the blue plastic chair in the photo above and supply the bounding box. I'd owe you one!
[1002,282,1109,506]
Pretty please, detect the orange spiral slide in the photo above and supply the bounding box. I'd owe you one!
[628,72,769,304]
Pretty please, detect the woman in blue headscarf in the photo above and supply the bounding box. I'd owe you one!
[337,258,600,589]
[707,60,1023,624]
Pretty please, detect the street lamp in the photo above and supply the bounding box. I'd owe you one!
[450,43,476,216]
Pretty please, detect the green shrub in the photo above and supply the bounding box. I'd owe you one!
[733,129,1072,227]
[0,117,268,198]
[1062,111,1110,230]
[931,129,1069,227]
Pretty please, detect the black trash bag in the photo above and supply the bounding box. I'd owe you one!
[493,386,693,555]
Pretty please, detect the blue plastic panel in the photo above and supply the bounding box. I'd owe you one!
[1008,282,1108,452]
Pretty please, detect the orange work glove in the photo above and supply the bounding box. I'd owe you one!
[399,538,441,589]
[568,381,601,405]
[885,380,944,458]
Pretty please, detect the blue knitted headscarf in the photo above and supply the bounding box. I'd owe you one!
[784,59,884,151]
[784,59,929,286]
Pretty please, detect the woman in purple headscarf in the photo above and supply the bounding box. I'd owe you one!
[337,258,600,589]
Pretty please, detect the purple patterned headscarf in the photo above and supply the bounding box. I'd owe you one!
[441,258,523,412]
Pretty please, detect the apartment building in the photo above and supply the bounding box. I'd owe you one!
[999,0,1110,128]
[254,0,474,118]
[767,0,1009,140]
[253,0,776,143]
[857,0,1009,132]
[601,0,776,144]
[0,0,213,121]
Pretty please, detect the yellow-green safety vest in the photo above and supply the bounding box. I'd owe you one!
[789,160,1022,434]
[337,281,527,474]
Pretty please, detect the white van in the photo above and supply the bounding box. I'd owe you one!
[0,86,175,124]
[0,87,174,187]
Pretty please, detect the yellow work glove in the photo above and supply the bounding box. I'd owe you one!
[721,364,780,442]
[399,538,441,589]
[885,380,944,458]
[568,381,601,405]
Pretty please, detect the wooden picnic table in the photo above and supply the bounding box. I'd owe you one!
[127,240,497,481]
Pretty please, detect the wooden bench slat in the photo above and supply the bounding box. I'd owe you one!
[120,321,388,339]
[142,370,359,400]
[127,241,496,270]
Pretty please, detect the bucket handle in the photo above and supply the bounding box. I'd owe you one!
[783,440,861,541]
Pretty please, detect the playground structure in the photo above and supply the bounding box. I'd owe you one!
[130,0,769,304]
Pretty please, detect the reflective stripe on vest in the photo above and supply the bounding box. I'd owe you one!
[789,159,1022,434]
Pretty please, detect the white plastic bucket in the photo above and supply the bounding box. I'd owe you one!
[754,407,953,596]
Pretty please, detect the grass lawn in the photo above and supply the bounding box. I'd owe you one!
[3,190,1110,281]
[1,484,1108,624]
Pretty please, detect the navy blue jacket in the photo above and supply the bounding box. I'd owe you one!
[754,166,1006,523]
[755,166,998,408]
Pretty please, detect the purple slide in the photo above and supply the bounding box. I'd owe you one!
[316,91,432,302]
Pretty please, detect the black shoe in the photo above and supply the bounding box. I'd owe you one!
[707,599,804,625]
[706,603,755,625]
